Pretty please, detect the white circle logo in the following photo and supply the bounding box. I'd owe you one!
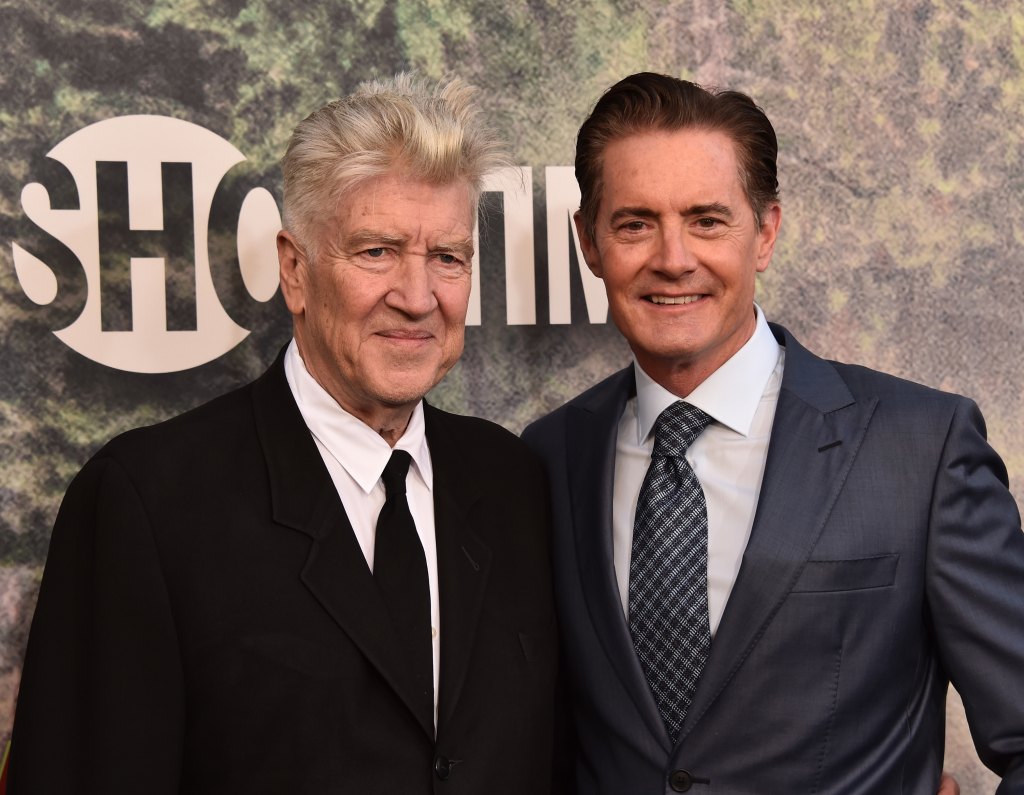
[12,115,281,373]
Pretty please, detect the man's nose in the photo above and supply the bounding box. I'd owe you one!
[652,229,698,277]
[386,255,439,317]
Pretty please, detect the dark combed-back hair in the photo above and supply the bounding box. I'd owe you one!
[575,72,779,236]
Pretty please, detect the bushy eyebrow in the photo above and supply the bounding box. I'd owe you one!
[608,202,734,225]
[432,238,475,259]
[343,230,474,259]
[344,230,405,249]
[686,202,733,219]
[608,207,659,225]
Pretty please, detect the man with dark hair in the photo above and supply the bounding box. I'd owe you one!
[10,74,559,794]
[523,72,1024,793]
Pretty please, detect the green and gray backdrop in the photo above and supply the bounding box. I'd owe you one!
[1,1,1020,788]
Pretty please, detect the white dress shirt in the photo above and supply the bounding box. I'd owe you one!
[613,306,785,636]
[283,341,441,722]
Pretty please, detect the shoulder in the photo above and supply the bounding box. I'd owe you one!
[93,376,262,475]
[48,376,266,550]
[775,322,970,419]
[826,360,971,425]
[829,363,990,465]
[775,326,995,478]
[424,405,552,507]
[522,366,633,441]
[831,358,957,396]
[425,403,537,468]
[425,402,519,444]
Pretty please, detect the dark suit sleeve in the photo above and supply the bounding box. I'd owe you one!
[925,398,1024,792]
[522,419,577,795]
[9,455,185,794]
[551,649,579,794]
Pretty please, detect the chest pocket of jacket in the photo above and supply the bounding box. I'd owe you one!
[791,554,899,593]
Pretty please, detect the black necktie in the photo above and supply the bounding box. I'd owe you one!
[374,449,433,726]
[629,401,713,742]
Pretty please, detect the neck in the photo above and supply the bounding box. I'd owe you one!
[312,370,417,445]
[639,308,759,397]
[364,406,416,447]
[291,337,418,447]
[328,396,416,447]
[640,361,715,399]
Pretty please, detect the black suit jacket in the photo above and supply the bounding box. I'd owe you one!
[10,352,559,794]
[523,323,1024,794]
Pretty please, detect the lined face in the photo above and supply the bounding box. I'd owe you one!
[577,128,781,391]
[279,170,475,421]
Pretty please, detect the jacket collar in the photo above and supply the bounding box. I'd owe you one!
[680,323,874,742]
[250,351,492,739]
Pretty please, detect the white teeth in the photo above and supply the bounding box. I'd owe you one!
[650,295,701,305]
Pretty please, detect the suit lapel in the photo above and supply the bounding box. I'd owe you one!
[568,368,671,747]
[423,405,493,732]
[680,324,878,740]
[250,351,434,739]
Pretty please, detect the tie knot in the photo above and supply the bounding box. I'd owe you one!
[381,449,412,497]
[652,401,712,457]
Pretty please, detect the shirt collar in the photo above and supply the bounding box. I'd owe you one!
[283,340,433,493]
[634,304,781,443]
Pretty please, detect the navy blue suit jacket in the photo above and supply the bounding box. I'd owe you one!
[523,323,1024,794]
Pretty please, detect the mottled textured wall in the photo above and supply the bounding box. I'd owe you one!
[1,1,1019,788]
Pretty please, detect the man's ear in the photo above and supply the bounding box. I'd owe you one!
[277,230,307,316]
[755,203,782,274]
[573,210,603,279]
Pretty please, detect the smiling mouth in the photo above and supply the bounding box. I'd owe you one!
[647,295,703,305]
[379,329,433,340]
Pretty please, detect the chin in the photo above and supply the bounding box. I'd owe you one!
[373,388,430,408]
[372,376,443,407]
[636,336,704,361]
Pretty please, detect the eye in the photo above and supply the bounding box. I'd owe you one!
[434,251,467,269]
[364,247,386,258]
[621,220,647,232]
[696,217,721,229]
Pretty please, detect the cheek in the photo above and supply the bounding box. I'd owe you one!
[441,316,467,353]
[606,278,639,317]
[603,253,643,290]
[438,282,472,323]
[313,298,341,334]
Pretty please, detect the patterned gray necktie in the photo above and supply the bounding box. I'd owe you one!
[629,400,713,743]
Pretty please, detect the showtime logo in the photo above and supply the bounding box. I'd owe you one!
[12,116,611,374]
[12,115,281,373]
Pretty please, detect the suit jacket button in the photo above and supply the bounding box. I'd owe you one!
[670,769,693,792]
[434,755,452,780]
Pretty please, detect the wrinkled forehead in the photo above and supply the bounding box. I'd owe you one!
[314,171,477,251]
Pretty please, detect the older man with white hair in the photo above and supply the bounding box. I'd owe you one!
[10,74,559,794]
